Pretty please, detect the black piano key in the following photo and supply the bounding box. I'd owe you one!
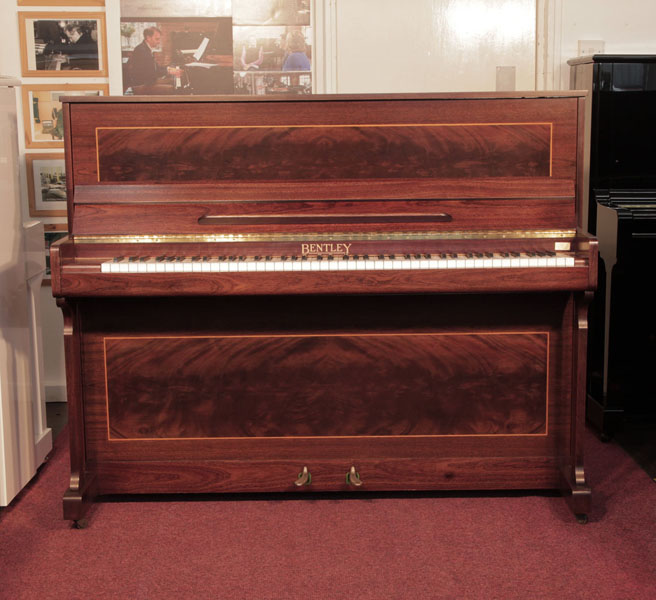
[113,256,125,263]
[155,256,166,262]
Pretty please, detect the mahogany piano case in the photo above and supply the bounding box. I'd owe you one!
[50,92,597,525]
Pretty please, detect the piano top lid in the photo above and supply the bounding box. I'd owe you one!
[568,54,656,66]
[63,92,585,237]
[60,90,587,104]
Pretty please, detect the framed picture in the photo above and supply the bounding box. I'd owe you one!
[22,84,109,149]
[18,12,108,77]
[120,17,233,95]
[26,153,67,218]
[43,224,68,284]
[18,1,105,6]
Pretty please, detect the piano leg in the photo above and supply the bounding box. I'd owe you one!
[560,291,593,523]
[58,299,97,527]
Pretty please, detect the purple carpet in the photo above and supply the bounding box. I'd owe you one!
[1,427,654,599]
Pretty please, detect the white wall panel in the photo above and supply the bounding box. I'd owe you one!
[334,0,536,93]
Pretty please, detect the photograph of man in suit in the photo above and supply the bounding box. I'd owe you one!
[127,26,180,92]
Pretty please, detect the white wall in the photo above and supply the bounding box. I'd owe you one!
[334,0,536,93]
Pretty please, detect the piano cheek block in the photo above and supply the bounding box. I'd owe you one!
[52,91,595,525]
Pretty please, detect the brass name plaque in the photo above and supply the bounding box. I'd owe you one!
[301,243,352,256]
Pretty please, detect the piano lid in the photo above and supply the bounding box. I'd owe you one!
[61,92,586,238]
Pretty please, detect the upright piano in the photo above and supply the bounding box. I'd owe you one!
[569,55,656,437]
[50,92,597,526]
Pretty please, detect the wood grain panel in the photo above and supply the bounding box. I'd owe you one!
[57,266,593,297]
[80,294,572,465]
[68,197,575,236]
[92,457,561,495]
[68,95,579,188]
[104,332,548,440]
[95,123,552,183]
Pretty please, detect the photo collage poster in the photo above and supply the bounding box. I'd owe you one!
[119,0,312,96]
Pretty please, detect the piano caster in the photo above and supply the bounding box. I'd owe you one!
[294,466,311,487]
[346,466,363,487]
[72,518,89,530]
[576,514,589,525]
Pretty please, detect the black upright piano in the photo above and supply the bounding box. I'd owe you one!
[569,55,656,437]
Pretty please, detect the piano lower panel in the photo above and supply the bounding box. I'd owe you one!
[91,457,562,496]
[74,293,573,495]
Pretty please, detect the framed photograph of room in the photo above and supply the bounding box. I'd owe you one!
[120,17,233,95]
[18,12,108,77]
[233,25,311,94]
[21,84,109,149]
[43,224,68,283]
[26,153,67,218]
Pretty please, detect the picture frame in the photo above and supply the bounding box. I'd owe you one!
[26,153,68,218]
[18,12,108,77]
[22,84,109,149]
[18,1,105,6]
[43,223,68,285]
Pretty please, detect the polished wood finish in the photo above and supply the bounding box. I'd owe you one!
[51,92,595,524]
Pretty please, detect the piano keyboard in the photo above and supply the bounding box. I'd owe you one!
[100,252,576,273]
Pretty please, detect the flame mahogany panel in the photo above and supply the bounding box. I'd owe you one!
[95,123,552,183]
[103,332,548,440]
[68,95,579,190]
